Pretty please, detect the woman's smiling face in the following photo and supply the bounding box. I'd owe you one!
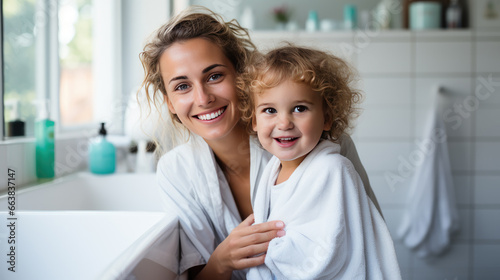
[160,38,241,142]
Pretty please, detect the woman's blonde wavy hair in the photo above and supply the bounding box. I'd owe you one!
[239,45,362,142]
[139,6,256,155]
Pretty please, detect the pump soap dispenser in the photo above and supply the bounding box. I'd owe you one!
[89,123,116,174]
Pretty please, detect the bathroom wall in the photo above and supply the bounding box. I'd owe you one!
[192,0,384,30]
[353,31,500,280]
[251,29,500,279]
[0,137,88,191]
[121,0,170,105]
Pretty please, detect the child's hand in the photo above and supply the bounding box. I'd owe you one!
[209,213,285,274]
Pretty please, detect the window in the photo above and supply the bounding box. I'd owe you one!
[3,0,38,137]
[59,0,93,126]
[2,0,122,139]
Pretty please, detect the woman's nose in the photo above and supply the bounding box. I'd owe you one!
[194,86,214,106]
[277,114,294,130]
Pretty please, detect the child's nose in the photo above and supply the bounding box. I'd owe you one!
[277,114,294,130]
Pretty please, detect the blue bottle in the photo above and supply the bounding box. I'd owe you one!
[89,123,116,174]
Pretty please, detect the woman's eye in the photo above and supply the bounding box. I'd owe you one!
[263,108,277,114]
[208,73,222,81]
[294,105,308,113]
[174,83,189,91]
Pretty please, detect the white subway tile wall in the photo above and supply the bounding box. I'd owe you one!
[474,209,500,240]
[476,108,500,137]
[369,174,409,206]
[361,78,412,106]
[251,29,500,280]
[473,244,500,279]
[355,108,412,138]
[415,41,472,73]
[475,142,500,172]
[475,74,500,105]
[414,77,473,106]
[358,42,412,74]
[456,208,472,242]
[454,174,473,206]
[476,41,500,73]
[474,175,500,205]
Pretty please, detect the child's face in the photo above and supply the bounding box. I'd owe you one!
[252,80,332,164]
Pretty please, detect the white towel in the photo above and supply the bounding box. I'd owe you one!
[248,141,401,279]
[398,88,460,258]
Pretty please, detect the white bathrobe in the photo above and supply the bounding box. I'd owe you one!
[156,135,383,279]
[247,141,401,280]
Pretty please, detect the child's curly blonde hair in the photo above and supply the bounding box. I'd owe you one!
[239,45,362,141]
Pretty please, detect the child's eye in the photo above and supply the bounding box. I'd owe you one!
[174,83,190,92]
[208,73,222,81]
[263,108,277,114]
[294,105,308,113]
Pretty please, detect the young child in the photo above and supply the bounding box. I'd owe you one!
[242,46,401,279]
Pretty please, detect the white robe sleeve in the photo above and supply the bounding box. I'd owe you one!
[156,148,216,274]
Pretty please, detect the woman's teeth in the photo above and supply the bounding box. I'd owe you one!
[198,108,225,120]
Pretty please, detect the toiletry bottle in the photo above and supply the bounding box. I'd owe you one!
[89,123,116,174]
[344,4,357,30]
[35,102,55,179]
[305,10,319,32]
[7,100,25,137]
[446,0,462,28]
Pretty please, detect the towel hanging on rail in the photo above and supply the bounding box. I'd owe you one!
[397,87,460,258]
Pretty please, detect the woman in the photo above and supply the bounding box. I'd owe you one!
[140,7,382,280]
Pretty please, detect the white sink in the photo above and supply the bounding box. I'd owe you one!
[0,172,181,279]
[0,172,163,211]
[0,211,178,280]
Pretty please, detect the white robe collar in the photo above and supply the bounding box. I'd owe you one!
[188,135,271,236]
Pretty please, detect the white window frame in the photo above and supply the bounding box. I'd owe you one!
[37,0,59,132]
[90,0,122,135]
[1,0,124,142]
[55,0,123,136]
[0,0,4,139]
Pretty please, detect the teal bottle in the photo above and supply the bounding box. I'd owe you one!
[35,118,55,178]
[89,123,116,174]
